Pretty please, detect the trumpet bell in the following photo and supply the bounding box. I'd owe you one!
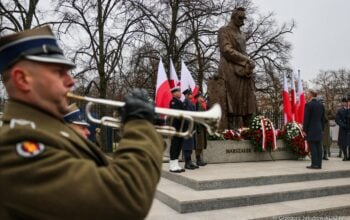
[67,92,222,138]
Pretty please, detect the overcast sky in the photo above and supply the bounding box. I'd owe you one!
[253,0,350,85]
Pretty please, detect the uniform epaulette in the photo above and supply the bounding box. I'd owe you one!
[9,118,36,129]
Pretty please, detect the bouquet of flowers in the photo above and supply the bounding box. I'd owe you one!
[239,127,251,140]
[284,122,309,157]
[249,115,277,152]
[275,129,285,139]
[223,130,243,140]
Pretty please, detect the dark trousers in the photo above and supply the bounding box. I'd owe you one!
[183,150,193,162]
[170,137,183,160]
[341,145,349,159]
[309,141,322,168]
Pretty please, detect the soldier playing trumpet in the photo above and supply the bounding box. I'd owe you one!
[0,26,165,220]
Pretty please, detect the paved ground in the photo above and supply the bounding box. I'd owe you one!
[146,147,350,220]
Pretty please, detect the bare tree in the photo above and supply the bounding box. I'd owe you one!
[0,0,41,33]
[312,69,350,117]
[52,0,145,99]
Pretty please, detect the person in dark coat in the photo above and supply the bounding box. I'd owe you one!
[303,90,325,169]
[168,87,186,172]
[195,92,208,166]
[335,97,350,161]
[182,88,199,169]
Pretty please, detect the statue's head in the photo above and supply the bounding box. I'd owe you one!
[231,7,246,27]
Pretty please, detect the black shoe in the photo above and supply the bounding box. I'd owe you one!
[185,163,196,170]
[192,162,199,169]
[323,157,329,160]
[196,160,207,166]
[306,165,321,169]
[342,158,348,161]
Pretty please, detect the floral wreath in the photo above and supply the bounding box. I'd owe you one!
[249,115,277,152]
[284,122,309,157]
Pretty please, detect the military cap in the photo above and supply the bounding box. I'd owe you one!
[64,103,89,126]
[0,25,75,73]
[170,86,181,93]
[342,97,347,102]
[182,88,192,95]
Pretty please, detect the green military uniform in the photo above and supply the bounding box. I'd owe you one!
[0,100,165,220]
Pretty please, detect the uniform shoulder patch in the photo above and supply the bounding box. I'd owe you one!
[16,141,45,158]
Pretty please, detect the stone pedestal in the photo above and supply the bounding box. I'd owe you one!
[203,140,298,163]
[164,139,298,163]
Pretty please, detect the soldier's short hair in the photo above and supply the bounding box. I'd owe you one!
[308,89,317,97]
[1,69,10,83]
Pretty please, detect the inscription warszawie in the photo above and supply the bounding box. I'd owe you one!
[226,147,291,154]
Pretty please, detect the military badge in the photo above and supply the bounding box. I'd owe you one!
[16,141,45,158]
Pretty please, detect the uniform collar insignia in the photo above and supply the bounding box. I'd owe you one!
[16,141,45,158]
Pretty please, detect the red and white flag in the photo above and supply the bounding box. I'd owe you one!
[283,73,292,124]
[290,72,297,121]
[169,58,180,89]
[180,60,199,102]
[296,70,305,124]
[155,58,172,108]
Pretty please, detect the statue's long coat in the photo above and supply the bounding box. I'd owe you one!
[217,22,256,117]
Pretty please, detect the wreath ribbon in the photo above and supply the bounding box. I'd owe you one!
[260,116,277,151]
[294,122,309,153]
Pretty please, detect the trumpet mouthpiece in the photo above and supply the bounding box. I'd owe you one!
[66,92,85,101]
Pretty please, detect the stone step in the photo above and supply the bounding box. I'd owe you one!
[155,176,350,213]
[147,194,350,219]
[161,159,350,190]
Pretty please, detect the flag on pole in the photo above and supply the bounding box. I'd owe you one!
[155,58,172,108]
[290,72,297,121]
[180,60,199,102]
[296,70,305,124]
[283,73,292,124]
[169,58,180,89]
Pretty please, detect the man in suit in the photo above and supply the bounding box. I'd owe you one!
[303,89,325,169]
[335,97,350,161]
[0,26,164,219]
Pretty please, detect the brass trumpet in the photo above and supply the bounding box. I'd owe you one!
[67,93,221,138]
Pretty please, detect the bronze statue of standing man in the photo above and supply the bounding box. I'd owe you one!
[208,7,256,129]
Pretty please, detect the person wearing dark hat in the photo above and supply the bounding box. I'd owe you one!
[182,88,199,169]
[0,26,164,219]
[195,92,208,166]
[335,96,350,160]
[64,103,91,139]
[168,86,186,172]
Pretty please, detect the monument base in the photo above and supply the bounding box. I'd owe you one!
[202,140,298,163]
